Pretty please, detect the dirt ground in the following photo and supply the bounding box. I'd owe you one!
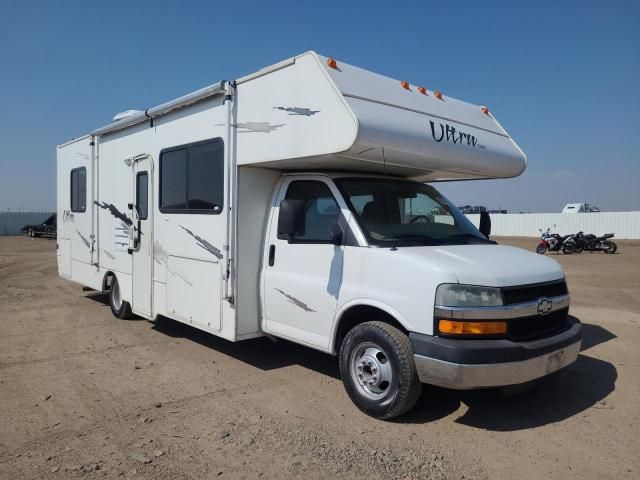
[0,236,638,480]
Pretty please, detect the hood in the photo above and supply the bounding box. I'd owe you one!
[394,244,564,287]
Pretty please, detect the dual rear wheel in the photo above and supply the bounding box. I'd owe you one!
[108,275,133,319]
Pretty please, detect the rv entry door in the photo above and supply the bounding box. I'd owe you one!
[131,155,153,317]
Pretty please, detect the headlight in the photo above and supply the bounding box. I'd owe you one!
[435,284,503,307]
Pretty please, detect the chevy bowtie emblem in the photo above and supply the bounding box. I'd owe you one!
[537,297,553,315]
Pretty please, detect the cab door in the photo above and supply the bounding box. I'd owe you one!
[131,155,153,317]
[262,177,345,350]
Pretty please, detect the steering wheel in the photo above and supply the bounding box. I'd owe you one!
[410,215,432,224]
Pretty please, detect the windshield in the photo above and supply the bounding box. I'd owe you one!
[334,177,491,247]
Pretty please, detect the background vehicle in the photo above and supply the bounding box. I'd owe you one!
[536,227,575,254]
[573,231,617,253]
[56,52,580,419]
[562,203,600,213]
[22,214,56,238]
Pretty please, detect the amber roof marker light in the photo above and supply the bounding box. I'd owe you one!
[434,91,444,100]
[418,86,428,95]
[401,81,411,90]
[327,58,338,69]
[481,106,491,115]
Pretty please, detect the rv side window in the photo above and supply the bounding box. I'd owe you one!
[70,167,86,212]
[159,138,224,214]
[136,172,148,220]
[283,181,340,243]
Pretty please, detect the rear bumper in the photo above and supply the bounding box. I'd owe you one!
[410,318,581,389]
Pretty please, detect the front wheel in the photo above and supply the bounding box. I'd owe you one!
[339,321,422,420]
[109,275,133,319]
[536,243,548,255]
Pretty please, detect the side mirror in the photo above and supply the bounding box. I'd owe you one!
[330,223,343,246]
[479,211,491,239]
[277,199,306,240]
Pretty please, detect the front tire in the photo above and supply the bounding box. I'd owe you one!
[109,275,133,319]
[339,321,421,420]
[536,244,548,255]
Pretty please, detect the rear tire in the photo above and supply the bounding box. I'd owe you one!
[28,228,33,238]
[339,321,422,420]
[536,244,548,255]
[109,275,133,319]
[604,241,617,254]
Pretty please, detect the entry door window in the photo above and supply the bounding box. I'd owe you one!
[70,167,86,212]
[136,172,149,220]
[284,181,340,243]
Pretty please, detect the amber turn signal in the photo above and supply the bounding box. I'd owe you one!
[327,58,338,69]
[438,319,507,335]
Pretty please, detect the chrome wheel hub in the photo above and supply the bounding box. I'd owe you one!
[112,281,122,310]
[350,343,393,399]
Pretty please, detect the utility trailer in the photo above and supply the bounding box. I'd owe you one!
[57,52,580,419]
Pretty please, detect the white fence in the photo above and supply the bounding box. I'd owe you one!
[466,212,640,239]
[0,212,54,236]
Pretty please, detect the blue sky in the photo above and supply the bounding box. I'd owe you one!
[0,0,638,212]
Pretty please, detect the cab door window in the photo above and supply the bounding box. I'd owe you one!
[283,181,340,243]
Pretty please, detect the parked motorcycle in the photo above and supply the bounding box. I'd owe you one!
[573,231,617,254]
[536,227,576,255]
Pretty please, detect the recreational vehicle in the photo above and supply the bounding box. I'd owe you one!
[57,52,581,419]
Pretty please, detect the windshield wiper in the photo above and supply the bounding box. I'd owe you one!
[386,234,440,245]
[446,233,495,244]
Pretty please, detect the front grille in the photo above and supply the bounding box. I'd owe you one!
[501,280,568,305]
[508,308,569,341]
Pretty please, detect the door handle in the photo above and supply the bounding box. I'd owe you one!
[268,244,275,266]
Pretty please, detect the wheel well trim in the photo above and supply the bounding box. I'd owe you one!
[329,299,411,355]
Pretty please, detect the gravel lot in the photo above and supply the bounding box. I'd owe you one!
[0,235,638,479]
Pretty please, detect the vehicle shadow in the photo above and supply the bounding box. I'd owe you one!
[398,316,617,430]
[135,310,616,430]
[84,292,148,322]
[151,316,340,379]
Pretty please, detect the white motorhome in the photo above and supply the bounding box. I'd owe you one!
[57,52,581,419]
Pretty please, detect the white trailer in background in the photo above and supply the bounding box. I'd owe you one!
[57,52,580,419]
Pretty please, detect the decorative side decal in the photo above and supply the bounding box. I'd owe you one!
[273,106,320,116]
[102,249,117,260]
[76,230,91,249]
[274,288,316,313]
[153,240,193,286]
[214,122,285,133]
[94,201,133,226]
[179,226,223,260]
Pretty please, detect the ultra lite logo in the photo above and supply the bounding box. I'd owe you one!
[429,120,486,150]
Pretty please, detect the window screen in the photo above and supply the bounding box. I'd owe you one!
[70,167,86,212]
[160,139,224,213]
[284,181,340,242]
[136,172,149,220]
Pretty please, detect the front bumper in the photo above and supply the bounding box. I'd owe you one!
[410,317,581,389]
